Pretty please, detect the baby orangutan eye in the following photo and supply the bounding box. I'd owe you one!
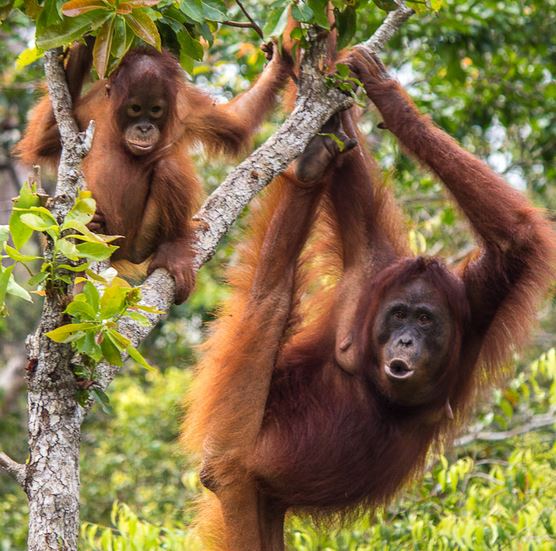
[127,104,142,117]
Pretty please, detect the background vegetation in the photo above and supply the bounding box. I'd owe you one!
[0,0,555,549]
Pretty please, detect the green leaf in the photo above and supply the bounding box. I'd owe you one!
[292,1,313,23]
[46,322,98,343]
[93,16,116,79]
[0,265,14,313]
[99,284,128,318]
[106,328,131,350]
[201,0,226,22]
[27,271,49,288]
[91,387,112,414]
[19,212,57,232]
[125,310,150,326]
[0,225,9,242]
[263,6,289,38]
[9,182,40,249]
[16,47,43,70]
[307,0,329,29]
[65,191,96,225]
[179,0,203,22]
[75,241,118,260]
[125,9,161,49]
[66,300,97,320]
[4,245,40,263]
[83,281,100,313]
[37,10,113,50]
[336,6,356,50]
[100,332,123,365]
[7,275,33,302]
[57,262,90,272]
[127,344,154,371]
[75,331,102,360]
[177,27,204,62]
[56,238,80,260]
[62,0,110,17]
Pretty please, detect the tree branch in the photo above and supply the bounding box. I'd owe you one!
[455,411,556,447]
[234,0,264,39]
[0,451,26,486]
[363,1,414,52]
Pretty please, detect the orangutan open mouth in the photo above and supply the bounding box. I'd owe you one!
[385,359,415,380]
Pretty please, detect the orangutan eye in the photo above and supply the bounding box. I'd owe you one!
[127,104,142,117]
[150,105,163,118]
[393,309,407,320]
[418,313,432,325]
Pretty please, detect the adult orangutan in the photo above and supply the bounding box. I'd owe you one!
[183,48,556,550]
[17,41,290,303]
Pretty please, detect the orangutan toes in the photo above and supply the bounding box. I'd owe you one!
[294,113,357,185]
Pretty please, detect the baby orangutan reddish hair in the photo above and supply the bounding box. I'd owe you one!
[17,41,290,303]
[183,49,556,549]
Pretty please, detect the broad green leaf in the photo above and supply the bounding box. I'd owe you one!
[91,387,112,414]
[4,245,40,263]
[263,6,289,38]
[93,16,116,79]
[7,275,33,302]
[62,0,110,17]
[111,16,134,61]
[336,6,356,50]
[75,331,102,360]
[106,328,131,350]
[292,1,313,23]
[65,191,96,224]
[37,11,113,50]
[46,322,98,342]
[125,310,150,325]
[201,0,226,22]
[100,332,123,365]
[19,213,57,232]
[125,9,161,49]
[27,271,49,287]
[57,262,90,272]
[126,0,160,6]
[83,281,100,312]
[177,27,204,61]
[180,0,203,23]
[0,265,14,312]
[16,47,43,70]
[66,299,97,320]
[127,344,154,371]
[307,0,329,29]
[99,285,128,318]
[76,241,117,260]
[0,225,9,242]
[9,182,40,249]
[56,238,80,260]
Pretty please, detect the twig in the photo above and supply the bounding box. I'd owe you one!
[234,0,263,39]
[362,1,414,53]
[222,20,260,31]
[0,452,26,486]
[455,411,556,447]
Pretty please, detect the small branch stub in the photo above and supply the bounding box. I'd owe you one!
[0,452,26,486]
